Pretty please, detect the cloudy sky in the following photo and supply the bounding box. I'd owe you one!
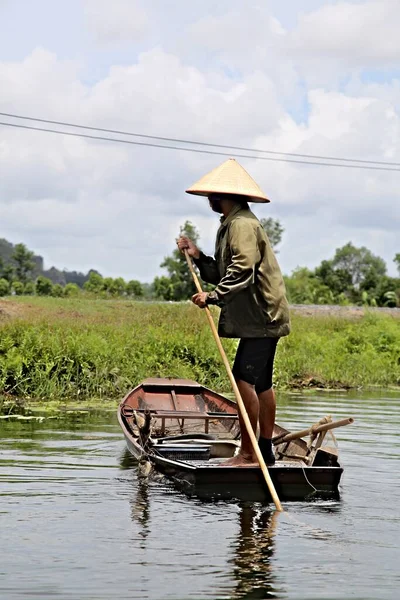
[1,0,399,281]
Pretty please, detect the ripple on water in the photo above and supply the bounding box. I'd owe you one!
[0,392,399,600]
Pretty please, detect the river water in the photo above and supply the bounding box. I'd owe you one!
[1,391,399,600]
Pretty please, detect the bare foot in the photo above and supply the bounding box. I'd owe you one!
[219,453,258,467]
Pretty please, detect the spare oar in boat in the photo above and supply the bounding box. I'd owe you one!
[184,249,284,513]
[273,417,354,445]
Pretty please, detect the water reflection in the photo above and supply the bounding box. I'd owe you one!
[121,440,282,600]
[125,460,283,600]
[119,447,137,470]
[120,449,151,542]
[1,391,399,600]
[230,505,282,599]
[129,477,150,540]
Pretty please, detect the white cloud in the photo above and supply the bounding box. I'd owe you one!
[0,45,286,279]
[183,6,298,103]
[187,8,286,58]
[84,0,148,43]
[0,1,400,282]
[287,1,400,67]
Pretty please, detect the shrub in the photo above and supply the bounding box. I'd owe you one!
[0,299,399,400]
[51,284,64,297]
[64,283,80,297]
[36,276,53,296]
[24,282,35,295]
[0,278,10,296]
[12,281,25,296]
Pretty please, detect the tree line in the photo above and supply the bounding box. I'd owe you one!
[1,223,399,306]
[0,243,144,299]
[152,220,400,308]
[0,238,95,287]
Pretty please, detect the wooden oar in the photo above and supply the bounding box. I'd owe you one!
[184,250,283,512]
[273,417,354,445]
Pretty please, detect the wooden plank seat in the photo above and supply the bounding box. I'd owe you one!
[122,405,238,419]
[121,405,238,435]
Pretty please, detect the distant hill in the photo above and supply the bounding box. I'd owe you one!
[0,238,97,286]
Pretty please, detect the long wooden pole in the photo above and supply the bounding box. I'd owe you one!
[184,250,283,512]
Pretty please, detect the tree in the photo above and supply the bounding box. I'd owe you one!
[153,276,175,301]
[156,221,200,301]
[12,281,25,296]
[64,283,80,297]
[0,258,14,283]
[126,279,144,297]
[104,277,126,297]
[315,259,352,297]
[383,291,399,308]
[395,253,400,275]
[331,243,386,288]
[0,278,10,296]
[24,281,35,296]
[36,276,53,296]
[259,218,284,251]
[315,243,387,304]
[373,275,400,307]
[12,243,35,284]
[83,271,104,294]
[284,267,334,305]
[51,284,64,297]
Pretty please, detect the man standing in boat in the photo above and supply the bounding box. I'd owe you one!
[177,159,290,467]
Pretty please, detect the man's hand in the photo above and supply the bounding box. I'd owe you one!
[177,236,200,260]
[191,292,209,308]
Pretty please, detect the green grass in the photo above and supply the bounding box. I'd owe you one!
[276,312,400,390]
[0,297,399,405]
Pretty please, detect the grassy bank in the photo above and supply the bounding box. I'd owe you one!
[0,297,399,407]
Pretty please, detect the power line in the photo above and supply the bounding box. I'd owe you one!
[1,110,400,168]
[1,119,400,172]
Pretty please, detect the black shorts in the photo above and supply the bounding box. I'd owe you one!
[232,338,279,393]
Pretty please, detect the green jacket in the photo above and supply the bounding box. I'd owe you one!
[194,205,290,339]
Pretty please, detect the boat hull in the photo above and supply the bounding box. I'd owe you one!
[153,455,341,502]
[120,427,342,502]
[118,378,344,503]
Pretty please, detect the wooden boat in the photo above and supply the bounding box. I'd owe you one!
[118,378,350,502]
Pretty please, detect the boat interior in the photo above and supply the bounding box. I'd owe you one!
[120,379,342,468]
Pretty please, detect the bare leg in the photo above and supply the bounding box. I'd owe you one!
[257,387,276,464]
[222,379,259,466]
[258,387,276,438]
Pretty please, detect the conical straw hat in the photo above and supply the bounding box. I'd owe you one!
[186,158,270,203]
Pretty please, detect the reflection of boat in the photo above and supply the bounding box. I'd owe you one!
[119,448,150,541]
[118,378,348,502]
